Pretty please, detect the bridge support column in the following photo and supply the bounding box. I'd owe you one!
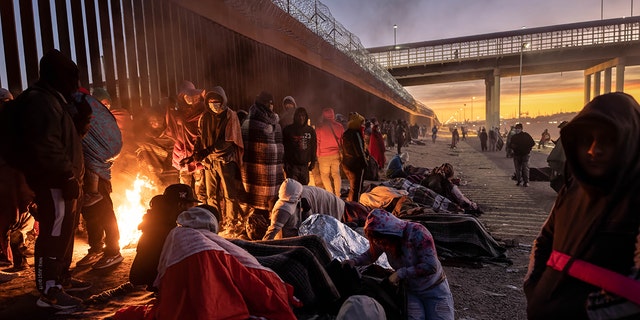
[484,69,501,130]
[604,68,612,93]
[584,57,625,104]
[584,75,591,105]
[616,60,625,92]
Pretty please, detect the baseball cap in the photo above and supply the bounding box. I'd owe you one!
[163,184,201,203]
[178,80,204,97]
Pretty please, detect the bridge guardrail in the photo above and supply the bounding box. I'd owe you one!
[371,17,640,69]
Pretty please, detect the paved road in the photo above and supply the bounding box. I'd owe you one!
[397,133,557,245]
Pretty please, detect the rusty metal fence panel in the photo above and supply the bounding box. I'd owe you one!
[0,0,434,123]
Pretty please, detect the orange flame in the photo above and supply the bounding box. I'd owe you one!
[114,174,157,249]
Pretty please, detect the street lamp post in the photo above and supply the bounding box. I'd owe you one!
[462,105,466,123]
[393,24,398,49]
[471,96,475,123]
[518,42,529,120]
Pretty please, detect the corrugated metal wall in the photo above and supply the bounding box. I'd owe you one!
[0,0,428,124]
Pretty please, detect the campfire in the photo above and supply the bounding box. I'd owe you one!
[113,174,157,249]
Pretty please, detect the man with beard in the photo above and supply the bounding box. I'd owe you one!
[282,107,317,185]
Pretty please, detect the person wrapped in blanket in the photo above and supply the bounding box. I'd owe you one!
[421,163,481,215]
[343,209,454,320]
[524,92,640,319]
[263,178,370,240]
[113,206,297,320]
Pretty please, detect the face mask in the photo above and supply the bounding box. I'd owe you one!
[208,102,225,114]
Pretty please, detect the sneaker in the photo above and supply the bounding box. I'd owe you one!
[3,264,28,273]
[76,251,103,267]
[36,287,82,310]
[0,270,19,283]
[61,277,92,292]
[92,253,124,270]
[84,192,104,207]
[516,181,521,186]
[523,182,530,187]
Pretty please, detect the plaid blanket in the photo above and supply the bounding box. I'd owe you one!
[241,104,285,210]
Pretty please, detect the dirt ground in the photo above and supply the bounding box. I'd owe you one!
[0,132,557,320]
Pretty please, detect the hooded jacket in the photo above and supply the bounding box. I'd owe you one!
[263,178,306,240]
[196,87,244,169]
[278,96,297,128]
[342,113,368,170]
[18,82,84,188]
[369,124,386,168]
[353,209,445,293]
[282,107,317,166]
[524,92,640,319]
[315,108,344,157]
[164,90,205,171]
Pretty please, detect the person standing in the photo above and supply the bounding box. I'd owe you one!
[431,125,438,143]
[395,119,407,154]
[524,92,640,319]
[509,123,535,187]
[368,123,386,170]
[451,128,459,149]
[547,121,569,192]
[278,95,297,128]
[315,108,344,197]
[282,107,317,185]
[341,112,368,202]
[191,87,246,235]
[505,126,516,158]
[241,91,285,214]
[165,80,206,201]
[479,127,488,151]
[488,126,498,152]
[0,88,36,273]
[74,89,124,270]
[12,50,90,309]
[538,129,551,149]
[343,209,455,320]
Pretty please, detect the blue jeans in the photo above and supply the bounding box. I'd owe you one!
[406,279,455,320]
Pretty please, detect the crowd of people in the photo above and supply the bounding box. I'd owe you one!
[2,49,639,319]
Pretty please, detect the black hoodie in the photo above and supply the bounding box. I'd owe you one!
[282,107,317,166]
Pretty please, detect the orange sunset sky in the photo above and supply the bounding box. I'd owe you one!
[407,66,640,123]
